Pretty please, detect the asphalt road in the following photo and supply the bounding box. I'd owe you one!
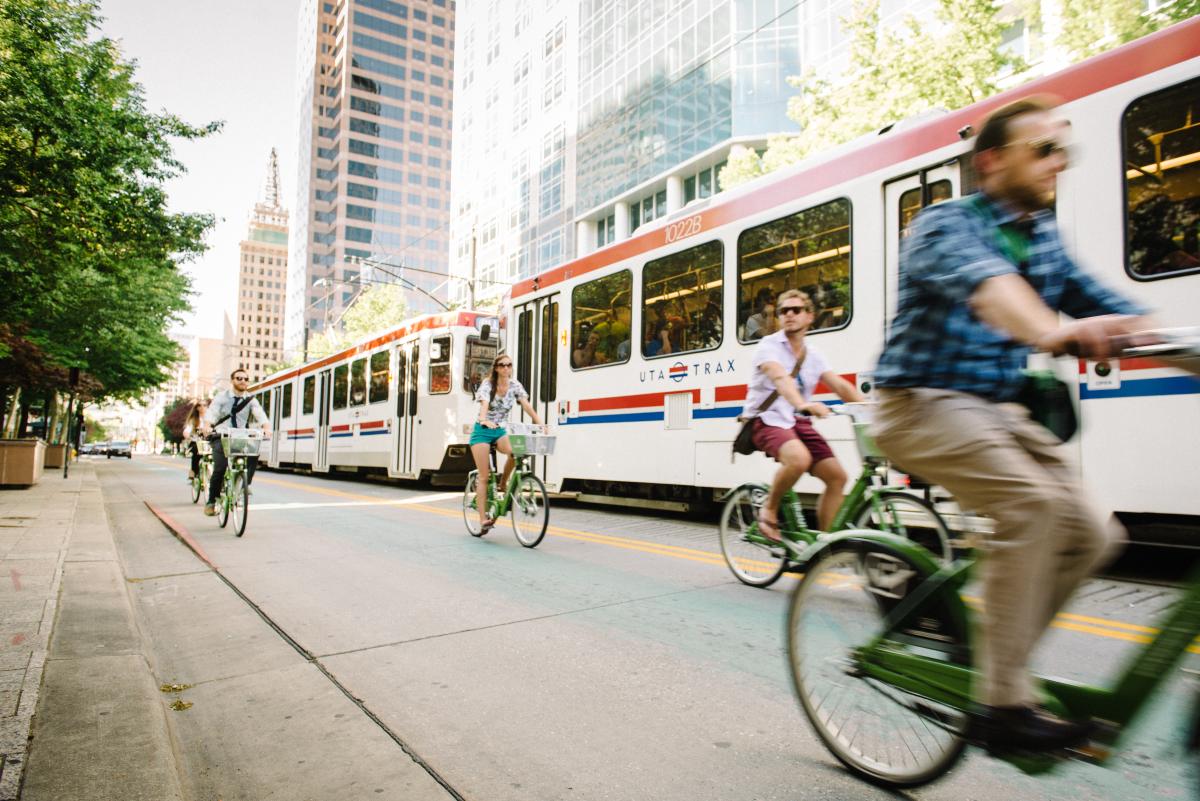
[94,455,1200,801]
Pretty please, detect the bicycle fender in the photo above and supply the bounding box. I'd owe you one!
[717,482,769,502]
[793,528,945,577]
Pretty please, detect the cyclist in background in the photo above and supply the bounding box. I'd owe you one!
[470,354,543,533]
[203,369,271,516]
[744,288,865,540]
[871,97,1150,753]
[182,398,208,481]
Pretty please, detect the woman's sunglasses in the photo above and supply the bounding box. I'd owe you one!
[496,362,513,368]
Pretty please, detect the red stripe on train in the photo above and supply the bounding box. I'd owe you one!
[359,420,387,430]
[578,389,701,412]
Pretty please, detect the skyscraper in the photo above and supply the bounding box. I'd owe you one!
[286,0,456,358]
[235,150,289,383]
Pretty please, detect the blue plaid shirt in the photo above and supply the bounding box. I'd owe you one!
[874,192,1145,401]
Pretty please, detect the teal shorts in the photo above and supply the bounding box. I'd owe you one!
[469,422,507,446]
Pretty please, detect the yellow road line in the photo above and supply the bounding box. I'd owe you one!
[146,457,1195,650]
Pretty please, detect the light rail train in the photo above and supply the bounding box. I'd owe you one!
[251,20,1200,541]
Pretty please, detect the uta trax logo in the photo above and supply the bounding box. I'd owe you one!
[669,362,687,383]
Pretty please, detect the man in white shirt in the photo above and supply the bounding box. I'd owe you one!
[202,368,272,516]
[742,289,864,540]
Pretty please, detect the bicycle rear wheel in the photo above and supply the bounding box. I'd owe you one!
[718,485,786,588]
[232,473,249,538]
[463,472,484,536]
[787,542,969,788]
[190,474,202,504]
[510,474,548,548]
[854,492,953,563]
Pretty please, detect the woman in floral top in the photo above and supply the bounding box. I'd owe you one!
[470,353,544,532]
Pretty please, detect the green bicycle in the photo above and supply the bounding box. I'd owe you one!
[188,437,212,505]
[719,403,955,587]
[786,331,1200,789]
[214,428,262,538]
[462,422,552,548]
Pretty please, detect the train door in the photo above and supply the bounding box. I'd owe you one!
[882,161,962,334]
[512,293,559,484]
[390,340,420,476]
[314,368,332,472]
[269,387,282,467]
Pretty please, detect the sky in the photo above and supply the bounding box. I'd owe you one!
[97,0,300,340]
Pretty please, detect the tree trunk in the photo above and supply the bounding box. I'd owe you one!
[16,394,30,438]
[45,391,59,443]
[0,384,9,437]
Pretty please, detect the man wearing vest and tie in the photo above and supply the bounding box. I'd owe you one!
[203,368,272,516]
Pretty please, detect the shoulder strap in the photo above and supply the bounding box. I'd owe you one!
[213,396,252,428]
[750,346,806,417]
[969,193,1030,268]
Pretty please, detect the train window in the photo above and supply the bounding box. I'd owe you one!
[350,358,367,406]
[408,343,419,414]
[303,376,315,415]
[1123,78,1200,280]
[516,308,533,390]
[464,336,496,394]
[396,350,407,416]
[429,335,451,394]
[642,240,723,358]
[281,383,293,420]
[570,270,631,369]
[898,181,953,237]
[737,197,852,341]
[540,300,558,401]
[369,351,389,403]
[333,364,348,410]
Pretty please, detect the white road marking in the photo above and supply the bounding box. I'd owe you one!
[251,492,461,512]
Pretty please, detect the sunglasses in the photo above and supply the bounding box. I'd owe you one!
[777,305,812,316]
[496,362,513,368]
[233,376,249,381]
[1008,136,1070,162]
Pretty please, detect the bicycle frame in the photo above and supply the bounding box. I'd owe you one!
[842,533,1200,772]
[480,453,534,518]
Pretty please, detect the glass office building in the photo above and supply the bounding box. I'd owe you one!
[286,0,456,357]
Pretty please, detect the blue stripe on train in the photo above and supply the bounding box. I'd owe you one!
[359,429,389,436]
[1079,375,1200,400]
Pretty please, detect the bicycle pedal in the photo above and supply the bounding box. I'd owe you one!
[1064,741,1112,765]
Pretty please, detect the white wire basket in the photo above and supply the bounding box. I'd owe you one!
[221,428,263,458]
[507,422,555,457]
[192,437,212,456]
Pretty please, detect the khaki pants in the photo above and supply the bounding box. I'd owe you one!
[872,388,1124,707]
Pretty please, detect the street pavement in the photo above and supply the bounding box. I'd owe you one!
[0,456,1197,800]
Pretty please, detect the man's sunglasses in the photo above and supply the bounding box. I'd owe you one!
[777,305,813,316]
[233,376,249,381]
[1008,136,1070,162]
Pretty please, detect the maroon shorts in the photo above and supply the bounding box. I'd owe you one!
[751,417,835,464]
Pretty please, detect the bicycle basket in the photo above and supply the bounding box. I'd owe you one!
[221,429,262,457]
[195,439,212,456]
[508,434,556,457]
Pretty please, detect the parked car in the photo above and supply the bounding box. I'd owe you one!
[107,441,132,459]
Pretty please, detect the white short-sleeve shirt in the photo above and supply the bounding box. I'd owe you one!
[742,331,831,428]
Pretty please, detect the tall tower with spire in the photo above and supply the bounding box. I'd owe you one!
[232,150,291,382]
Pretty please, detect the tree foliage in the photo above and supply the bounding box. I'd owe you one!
[0,0,218,404]
[340,283,410,342]
[158,396,193,445]
[1058,0,1199,60]
[721,0,1021,190]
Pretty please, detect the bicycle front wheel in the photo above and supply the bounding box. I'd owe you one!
[718,485,786,588]
[232,473,249,538]
[853,492,953,563]
[787,542,968,788]
[510,474,549,548]
[463,472,484,536]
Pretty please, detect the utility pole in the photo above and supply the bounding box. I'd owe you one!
[468,225,477,309]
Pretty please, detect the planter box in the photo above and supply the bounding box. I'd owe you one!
[43,443,69,469]
[0,439,46,487]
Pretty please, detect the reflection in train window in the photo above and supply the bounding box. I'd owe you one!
[642,240,723,358]
[571,270,631,369]
[540,300,558,401]
[303,376,315,415]
[899,180,953,237]
[1124,77,1200,280]
[333,364,348,410]
[350,358,367,406]
[281,383,293,419]
[429,335,451,394]
[737,198,852,341]
[516,308,533,391]
[464,336,497,395]
[369,351,389,403]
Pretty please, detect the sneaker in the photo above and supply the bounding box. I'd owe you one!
[187,471,195,482]
[968,704,1093,755]
[203,503,216,517]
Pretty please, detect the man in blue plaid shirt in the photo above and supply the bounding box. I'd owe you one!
[871,97,1150,755]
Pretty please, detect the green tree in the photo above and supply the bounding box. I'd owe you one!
[339,283,410,342]
[1058,0,1199,60]
[0,0,218,430]
[158,396,192,446]
[82,414,107,443]
[721,0,1022,189]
